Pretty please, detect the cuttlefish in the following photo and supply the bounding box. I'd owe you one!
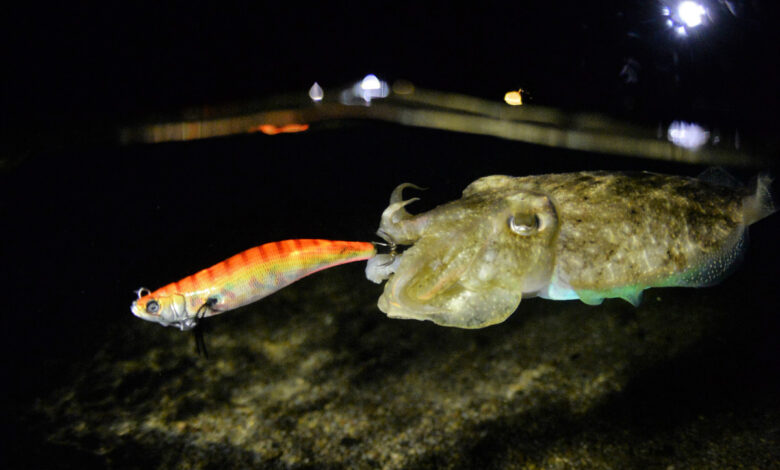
[366,170,775,328]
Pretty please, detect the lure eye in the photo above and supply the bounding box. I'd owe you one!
[508,213,540,236]
[146,300,160,314]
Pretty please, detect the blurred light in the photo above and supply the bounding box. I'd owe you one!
[358,74,389,102]
[309,82,324,101]
[361,74,381,90]
[678,1,706,27]
[504,90,524,106]
[340,74,390,105]
[661,1,708,36]
[667,121,709,149]
[249,123,310,135]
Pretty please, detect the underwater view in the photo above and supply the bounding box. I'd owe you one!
[4,3,780,469]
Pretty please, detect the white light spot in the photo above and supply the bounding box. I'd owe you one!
[341,73,390,105]
[678,1,706,28]
[361,74,381,90]
[667,121,710,149]
[663,1,708,37]
[308,82,324,102]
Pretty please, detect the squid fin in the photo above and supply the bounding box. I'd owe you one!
[576,291,605,306]
[743,173,775,225]
[575,286,645,307]
[619,289,643,307]
[696,168,775,225]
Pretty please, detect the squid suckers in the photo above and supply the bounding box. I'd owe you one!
[366,170,775,328]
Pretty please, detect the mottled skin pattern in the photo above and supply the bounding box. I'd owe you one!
[506,172,744,291]
[367,171,771,328]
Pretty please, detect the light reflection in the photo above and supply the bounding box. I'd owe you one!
[667,121,709,149]
[249,123,310,135]
[118,83,764,167]
[678,1,706,27]
[662,0,709,36]
[361,74,381,90]
[504,90,524,106]
[340,74,390,105]
[309,82,324,101]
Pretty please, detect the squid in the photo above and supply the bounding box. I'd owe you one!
[131,170,774,340]
[366,170,775,328]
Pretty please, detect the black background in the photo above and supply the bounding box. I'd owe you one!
[3,1,779,463]
[6,2,779,129]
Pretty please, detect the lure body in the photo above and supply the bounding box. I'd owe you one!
[132,239,375,329]
[367,171,775,328]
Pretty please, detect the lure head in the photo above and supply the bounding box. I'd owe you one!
[367,176,560,328]
[131,288,196,330]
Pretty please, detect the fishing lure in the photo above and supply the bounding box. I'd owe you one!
[131,239,376,332]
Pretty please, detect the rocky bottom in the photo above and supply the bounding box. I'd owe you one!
[22,265,780,469]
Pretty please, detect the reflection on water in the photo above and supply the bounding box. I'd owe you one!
[117,77,770,168]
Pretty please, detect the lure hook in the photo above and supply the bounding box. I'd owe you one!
[373,234,399,267]
[375,230,399,254]
[192,297,219,358]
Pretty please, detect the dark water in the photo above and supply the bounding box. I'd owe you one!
[3,125,779,468]
[4,3,780,469]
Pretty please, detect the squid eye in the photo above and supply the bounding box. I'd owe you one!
[508,213,540,235]
[146,300,160,314]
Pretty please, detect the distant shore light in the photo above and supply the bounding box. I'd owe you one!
[347,74,389,104]
[678,1,706,28]
[661,1,709,37]
[309,82,324,101]
[361,74,382,90]
[667,121,709,149]
[504,90,524,106]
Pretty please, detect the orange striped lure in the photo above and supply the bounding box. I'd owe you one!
[131,239,376,332]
